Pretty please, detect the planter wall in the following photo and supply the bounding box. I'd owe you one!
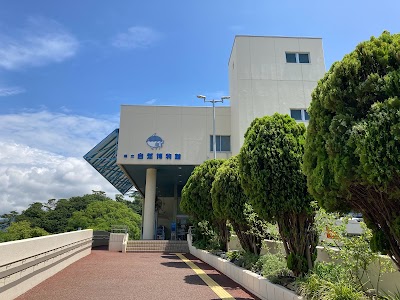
[187,234,302,300]
[229,235,400,294]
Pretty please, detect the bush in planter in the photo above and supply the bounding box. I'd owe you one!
[226,250,292,285]
[314,205,395,295]
[225,250,242,262]
[256,252,291,283]
[191,220,221,250]
[212,155,268,255]
[303,31,400,269]
[239,113,318,276]
[181,159,228,251]
[297,262,366,300]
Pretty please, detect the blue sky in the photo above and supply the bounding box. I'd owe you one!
[1,0,400,213]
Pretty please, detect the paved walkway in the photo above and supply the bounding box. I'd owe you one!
[16,249,260,300]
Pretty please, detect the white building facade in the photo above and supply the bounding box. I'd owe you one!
[85,36,325,240]
[229,36,325,154]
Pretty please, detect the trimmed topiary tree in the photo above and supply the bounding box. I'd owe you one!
[239,113,317,276]
[303,31,400,268]
[211,155,266,255]
[180,159,228,251]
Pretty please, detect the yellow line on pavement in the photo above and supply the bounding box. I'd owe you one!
[175,253,236,300]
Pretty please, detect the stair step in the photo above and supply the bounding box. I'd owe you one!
[126,240,189,252]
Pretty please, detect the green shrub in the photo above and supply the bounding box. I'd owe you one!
[321,282,367,300]
[255,252,291,283]
[297,262,366,300]
[191,220,221,250]
[381,287,400,300]
[225,250,241,262]
[235,252,259,270]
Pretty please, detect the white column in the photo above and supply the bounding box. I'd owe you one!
[143,168,157,239]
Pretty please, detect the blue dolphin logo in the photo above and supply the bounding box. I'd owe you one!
[146,133,164,150]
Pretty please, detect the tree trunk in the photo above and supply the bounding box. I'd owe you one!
[277,211,317,277]
[231,221,262,255]
[215,219,228,252]
[349,184,400,270]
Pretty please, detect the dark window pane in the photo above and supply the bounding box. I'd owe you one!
[210,135,222,151]
[291,109,302,120]
[286,53,296,63]
[299,53,310,63]
[304,110,310,120]
[221,136,230,151]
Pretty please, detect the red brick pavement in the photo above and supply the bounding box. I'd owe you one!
[16,249,260,300]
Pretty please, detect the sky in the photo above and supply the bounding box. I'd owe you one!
[1,0,400,214]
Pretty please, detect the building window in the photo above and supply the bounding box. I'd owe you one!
[210,135,231,152]
[286,52,310,64]
[290,109,310,121]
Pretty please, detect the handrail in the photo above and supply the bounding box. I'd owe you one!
[0,237,92,277]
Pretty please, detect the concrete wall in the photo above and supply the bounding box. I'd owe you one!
[229,36,326,154]
[109,233,129,252]
[117,105,232,165]
[0,230,93,300]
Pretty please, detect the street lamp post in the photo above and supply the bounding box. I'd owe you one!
[197,95,230,159]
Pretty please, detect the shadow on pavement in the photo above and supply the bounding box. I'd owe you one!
[161,261,191,269]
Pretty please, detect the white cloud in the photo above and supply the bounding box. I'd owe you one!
[0,111,122,214]
[0,142,120,215]
[145,99,157,105]
[0,111,118,157]
[112,26,160,49]
[0,17,79,70]
[0,86,25,96]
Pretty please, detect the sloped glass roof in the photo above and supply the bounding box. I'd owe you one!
[83,129,133,194]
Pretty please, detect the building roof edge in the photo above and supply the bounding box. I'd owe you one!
[228,35,323,65]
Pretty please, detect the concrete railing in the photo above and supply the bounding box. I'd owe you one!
[0,229,93,300]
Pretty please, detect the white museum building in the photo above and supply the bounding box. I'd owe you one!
[84,35,326,240]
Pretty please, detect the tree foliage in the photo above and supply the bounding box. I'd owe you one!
[180,159,228,251]
[239,113,317,276]
[211,155,266,254]
[1,191,142,241]
[303,31,400,268]
[0,211,19,229]
[116,191,143,216]
[0,220,48,242]
[68,200,142,239]
[15,192,112,234]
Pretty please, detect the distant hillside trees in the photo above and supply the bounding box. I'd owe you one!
[0,191,142,242]
[68,200,142,239]
[0,220,48,242]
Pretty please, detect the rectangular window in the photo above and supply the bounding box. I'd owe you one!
[285,52,310,64]
[290,109,310,121]
[290,109,302,120]
[210,135,231,152]
[304,110,310,120]
[285,53,297,63]
[299,53,310,63]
